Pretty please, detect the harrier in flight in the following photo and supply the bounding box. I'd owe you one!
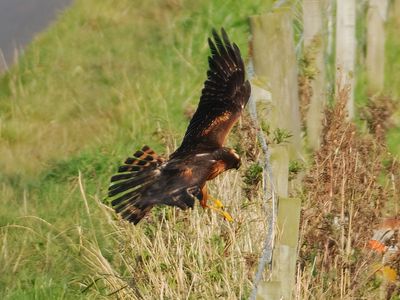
[108,28,251,224]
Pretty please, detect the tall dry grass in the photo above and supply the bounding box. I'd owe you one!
[296,85,400,299]
[77,158,267,299]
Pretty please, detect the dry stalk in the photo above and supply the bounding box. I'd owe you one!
[298,84,399,298]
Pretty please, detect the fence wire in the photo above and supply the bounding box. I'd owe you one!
[247,59,277,300]
[248,0,304,298]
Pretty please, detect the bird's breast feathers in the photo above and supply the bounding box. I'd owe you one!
[207,160,227,180]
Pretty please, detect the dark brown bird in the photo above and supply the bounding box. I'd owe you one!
[108,28,251,224]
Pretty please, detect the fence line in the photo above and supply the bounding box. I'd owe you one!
[247,0,392,298]
[247,59,277,300]
[249,7,303,299]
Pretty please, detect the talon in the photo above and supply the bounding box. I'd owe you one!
[221,210,234,222]
[210,196,224,209]
[198,186,233,222]
[207,196,234,222]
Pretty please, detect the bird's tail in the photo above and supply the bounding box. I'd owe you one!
[108,145,164,224]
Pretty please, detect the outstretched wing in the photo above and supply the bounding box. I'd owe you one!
[171,28,251,158]
[108,146,202,224]
[108,146,165,223]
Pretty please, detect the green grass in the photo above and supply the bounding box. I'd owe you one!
[0,0,273,298]
[1,0,400,298]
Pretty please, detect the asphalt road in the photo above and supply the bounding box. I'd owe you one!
[0,0,71,67]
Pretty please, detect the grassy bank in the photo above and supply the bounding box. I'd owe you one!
[0,0,272,298]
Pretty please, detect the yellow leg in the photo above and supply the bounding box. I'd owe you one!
[207,196,233,222]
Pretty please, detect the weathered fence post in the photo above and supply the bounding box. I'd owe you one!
[250,9,302,160]
[249,7,302,300]
[366,0,389,94]
[335,0,356,118]
[394,0,400,26]
[256,197,302,300]
[303,0,326,150]
[325,0,334,58]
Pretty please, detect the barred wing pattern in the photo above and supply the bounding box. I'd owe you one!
[171,28,250,158]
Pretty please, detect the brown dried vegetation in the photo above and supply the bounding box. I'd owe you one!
[298,74,312,126]
[231,113,262,201]
[360,95,398,143]
[298,86,400,298]
[298,38,321,126]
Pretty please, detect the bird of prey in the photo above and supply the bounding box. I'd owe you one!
[108,28,251,224]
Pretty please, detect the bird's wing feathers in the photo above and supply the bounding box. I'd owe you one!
[109,29,249,224]
[172,28,250,158]
[109,146,163,209]
[109,146,200,224]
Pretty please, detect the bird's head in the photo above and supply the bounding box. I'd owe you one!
[221,148,241,170]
